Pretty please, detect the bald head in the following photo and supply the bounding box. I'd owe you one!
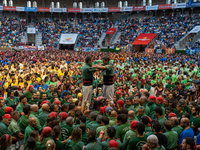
[30,104,39,112]
[28,117,36,125]
[42,104,49,112]
[110,111,117,117]
[180,117,190,128]
[128,110,135,118]
[170,117,178,126]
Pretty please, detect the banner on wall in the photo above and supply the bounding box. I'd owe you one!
[62,8,67,12]
[50,8,62,12]
[68,8,80,12]
[189,26,200,33]
[132,33,157,45]
[59,34,78,44]
[16,7,25,11]
[158,4,172,10]
[0,6,3,11]
[80,8,93,13]
[146,5,158,11]
[165,48,175,54]
[3,6,16,11]
[25,7,37,12]
[108,7,120,12]
[106,28,116,34]
[133,6,145,11]
[38,46,44,51]
[37,7,50,12]
[145,48,154,53]
[187,2,200,7]
[120,7,133,12]
[27,27,36,34]
[24,46,37,51]
[172,3,186,9]
[93,8,108,12]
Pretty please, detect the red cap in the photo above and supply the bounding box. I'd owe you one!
[116,91,121,95]
[42,100,49,105]
[148,96,156,100]
[117,100,124,107]
[156,97,163,104]
[4,107,13,113]
[130,120,138,131]
[168,112,177,118]
[59,112,68,120]
[109,140,118,148]
[48,112,58,118]
[53,100,61,105]
[0,97,4,100]
[3,114,12,119]
[100,107,105,114]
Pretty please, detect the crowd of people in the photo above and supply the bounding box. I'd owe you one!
[1,14,200,50]
[0,50,199,150]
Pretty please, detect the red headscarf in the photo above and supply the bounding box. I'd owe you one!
[59,112,68,120]
[28,85,34,92]
[48,112,58,118]
[40,127,52,143]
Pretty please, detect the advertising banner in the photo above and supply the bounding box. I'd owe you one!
[62,8,67,12]
[59,34,78,44]
[132,33,157,45]
[108,7,120,12]
[25,7,37,12]
[93,8,108,12]
[27,27,36,34]
[80,8,93,12]
[16,7,25,11]
[172,3,186,9]
[3,6,16,11]
[106,28,116,34]
[165,48,175,54]
[38,46,44,51]
[146,5,158,10]
[50,8,62,12]
[68,8,80,12]
[186,2,200,7]
[189,26,200,33]
[145,48,154,53]
[158,4,172,10]
[0,6,3,11]
[133,6,146,11]
[37,7,50,12]
[24,46,37,51]
[120,7,133,12]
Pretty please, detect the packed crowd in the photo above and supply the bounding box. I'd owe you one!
[0,50,200,150]
[1,14,200,50]
[117,14,199,49]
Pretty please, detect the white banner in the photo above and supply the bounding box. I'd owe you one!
[59,34,78,44]
[50,8,62,12]
[172,3,186,9]
[120,7,133,12]
[16,7,25,11]
[80,8,93,12]
[38,46,44,51]
[93,8,108,12]
[62,8,67,12]
[18,46,24,49]
[0,6,3,11]
[189,26,200,33]
[27,27,36,34]
[146,5,158,10]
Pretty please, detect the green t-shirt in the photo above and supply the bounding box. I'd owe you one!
[0,121,10,137]
[19,115,29,133]
[128,136,147,150]
[38,111,49,127]
[172,125,183,138]
[5,97,19,107]
[122,130,137,150]
[115,122,131,142]
[190,116,200,129]
[65,139,84,150]
[165,84,175,90]
[8,119,21,137]
[60,124,73,141]
[163,130,178,149]
[24,125,34,144]
[16,103,24,114]
[157,116,167,132]
[55,140,63,150]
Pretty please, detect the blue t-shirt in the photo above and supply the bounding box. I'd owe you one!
[40,84,49,90]
[196,132,200,145]
[61,90,70,98]
[179,127,194,144]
